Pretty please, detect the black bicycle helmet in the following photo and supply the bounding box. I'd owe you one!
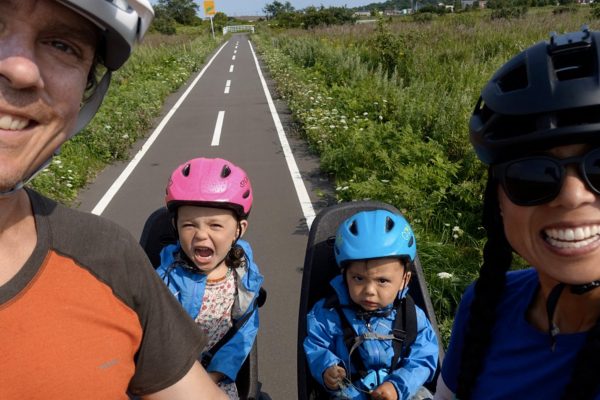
[470,25,600,165]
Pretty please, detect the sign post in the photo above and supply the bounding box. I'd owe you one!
[203,0,216,39]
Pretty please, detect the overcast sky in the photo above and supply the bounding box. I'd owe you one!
[199,0,372,17]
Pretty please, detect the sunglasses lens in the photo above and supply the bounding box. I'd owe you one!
[584,149,600,194]
[502,159,562,205]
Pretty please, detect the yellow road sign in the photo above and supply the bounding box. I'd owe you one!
[204,0,216,16]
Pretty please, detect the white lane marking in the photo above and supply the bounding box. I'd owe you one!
[224,79,231,94]
[224,86,230,94]
[91,42,229,215]
[232,55,236,60]
[248,40,316,228]
[234,49,237,54]
[211,111,226,146]
[229,65,234,72]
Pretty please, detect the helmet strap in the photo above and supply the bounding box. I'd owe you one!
[0,155,54,197]
[74,72,112,136]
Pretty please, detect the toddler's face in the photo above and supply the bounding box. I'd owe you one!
[176,205,246,274]
[345,258,411,311]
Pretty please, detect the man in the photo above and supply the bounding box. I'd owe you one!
[0,1,227,398]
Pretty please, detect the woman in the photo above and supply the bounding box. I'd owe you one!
[435,26,600,399]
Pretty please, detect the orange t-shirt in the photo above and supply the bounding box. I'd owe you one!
[0,190,204,399]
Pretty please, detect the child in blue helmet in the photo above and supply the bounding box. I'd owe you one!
[304,209,439,400]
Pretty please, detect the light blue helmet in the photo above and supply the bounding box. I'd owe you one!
[334,209,416,268]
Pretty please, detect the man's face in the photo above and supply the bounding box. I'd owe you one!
[0,0,97,192]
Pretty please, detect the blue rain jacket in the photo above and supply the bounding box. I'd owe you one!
[304,275,438,399]
[156,239,263,382]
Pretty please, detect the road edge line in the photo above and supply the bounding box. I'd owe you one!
[248,40,316,228]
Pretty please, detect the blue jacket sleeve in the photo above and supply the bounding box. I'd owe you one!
[304,300,344,387]
[385,307,439,400]
[207,304,259,381]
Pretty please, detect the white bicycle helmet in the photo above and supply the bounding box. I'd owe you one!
[57,0,154,71]
[57,0,155,134]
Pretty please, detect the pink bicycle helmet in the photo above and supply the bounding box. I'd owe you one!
[165,158,253,218]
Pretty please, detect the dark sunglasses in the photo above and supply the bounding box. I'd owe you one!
[492,147,600,206]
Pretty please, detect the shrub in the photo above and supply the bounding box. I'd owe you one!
[490,6,528,19]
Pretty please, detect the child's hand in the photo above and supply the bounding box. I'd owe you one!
[370,382,398,400]
[323,365,347,390]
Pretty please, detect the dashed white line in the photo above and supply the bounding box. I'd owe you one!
[211,111,226,146]
[229,65,234,73]
[90,41,230,216]
[232,55,236,60]
[234,49,237,54]
[248,40,316,228]
[224,79,231,94]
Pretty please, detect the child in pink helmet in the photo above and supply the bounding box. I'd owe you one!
[156,157,264,400]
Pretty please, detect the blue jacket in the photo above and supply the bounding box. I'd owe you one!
[304,275,438,400]
[156,239,264,382]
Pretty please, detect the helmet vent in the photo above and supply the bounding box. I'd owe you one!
[221,165,232,178]
[497,63,528,93]
[385,216,395,232]
[349,220,358,236]
[408,236,414,247]
[552,46,595,81]
[242,190,250,199]
[556,105,600,127]
[182,164,191,177]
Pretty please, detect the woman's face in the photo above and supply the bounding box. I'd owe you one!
[499,144,600,286]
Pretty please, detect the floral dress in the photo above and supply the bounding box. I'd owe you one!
[195,268,239,399]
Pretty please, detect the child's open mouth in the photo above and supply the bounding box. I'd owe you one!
[193,247,214,264]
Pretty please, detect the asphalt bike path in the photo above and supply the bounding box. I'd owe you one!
[77,33,334,399]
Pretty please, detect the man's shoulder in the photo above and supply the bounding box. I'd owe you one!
[27,189,151,281]
[29,188,137,244]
